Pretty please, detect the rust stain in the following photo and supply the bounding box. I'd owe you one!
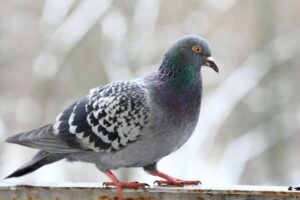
[124,197,154,200]
[17,185,50,190]
[97,196,154,200]
[27,196,39,200]
[197,196,205,200]
[97,195,118,200]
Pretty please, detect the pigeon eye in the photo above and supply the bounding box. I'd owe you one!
[192,45,201,53]
[192,45,202,54]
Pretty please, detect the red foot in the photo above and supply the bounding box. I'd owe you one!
[104,170,148,200]
[154,179,201,187]
[103,181,149,188]
[149,171,201,187]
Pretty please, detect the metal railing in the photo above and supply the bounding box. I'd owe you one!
[0,183,299,200]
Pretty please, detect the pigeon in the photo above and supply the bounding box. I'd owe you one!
[5,35,218,200]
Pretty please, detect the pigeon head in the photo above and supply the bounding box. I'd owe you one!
[158,35,218,90]
[165,35,218,73]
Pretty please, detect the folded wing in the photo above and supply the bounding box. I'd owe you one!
[7,81,150,153]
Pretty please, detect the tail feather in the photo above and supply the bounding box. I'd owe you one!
[5,151,65,179]
[6,124,83,153]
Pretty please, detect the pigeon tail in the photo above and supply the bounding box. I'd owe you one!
[6,124,85,153]
[5,151,65,179]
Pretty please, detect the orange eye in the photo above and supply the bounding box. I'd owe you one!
[192,45,202,54]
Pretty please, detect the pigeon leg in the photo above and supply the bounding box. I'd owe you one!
[104,170,148,200]
[144,163,201,187]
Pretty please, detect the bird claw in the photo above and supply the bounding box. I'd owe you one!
[143,183,150,188]
[154,180,201,187]
[103,182,112,188]
[154,180,183,187]
[103,181,149,189]
[131,182,150,188]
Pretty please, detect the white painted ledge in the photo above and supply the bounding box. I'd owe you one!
[0,182,299,200]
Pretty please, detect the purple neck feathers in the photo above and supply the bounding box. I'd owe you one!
[147,57,203,115]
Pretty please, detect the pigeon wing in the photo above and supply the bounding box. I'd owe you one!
[53,81,150,153]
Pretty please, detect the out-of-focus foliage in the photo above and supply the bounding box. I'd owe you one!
[1,0,300,186]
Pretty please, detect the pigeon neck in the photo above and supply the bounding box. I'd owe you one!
[158,55,201,91]
[152,56,202,113]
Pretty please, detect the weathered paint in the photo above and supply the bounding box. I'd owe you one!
[0,183,299,200]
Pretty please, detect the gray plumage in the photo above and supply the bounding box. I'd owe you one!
[6,35,218,178]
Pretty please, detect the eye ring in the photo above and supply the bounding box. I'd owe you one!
[192,45,202,54]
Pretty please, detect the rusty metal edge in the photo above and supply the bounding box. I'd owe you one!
[0,182,299,196]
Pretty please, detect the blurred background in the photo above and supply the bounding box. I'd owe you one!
[1,0,300,187]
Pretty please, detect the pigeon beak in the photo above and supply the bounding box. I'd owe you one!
[205,57,219,73]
